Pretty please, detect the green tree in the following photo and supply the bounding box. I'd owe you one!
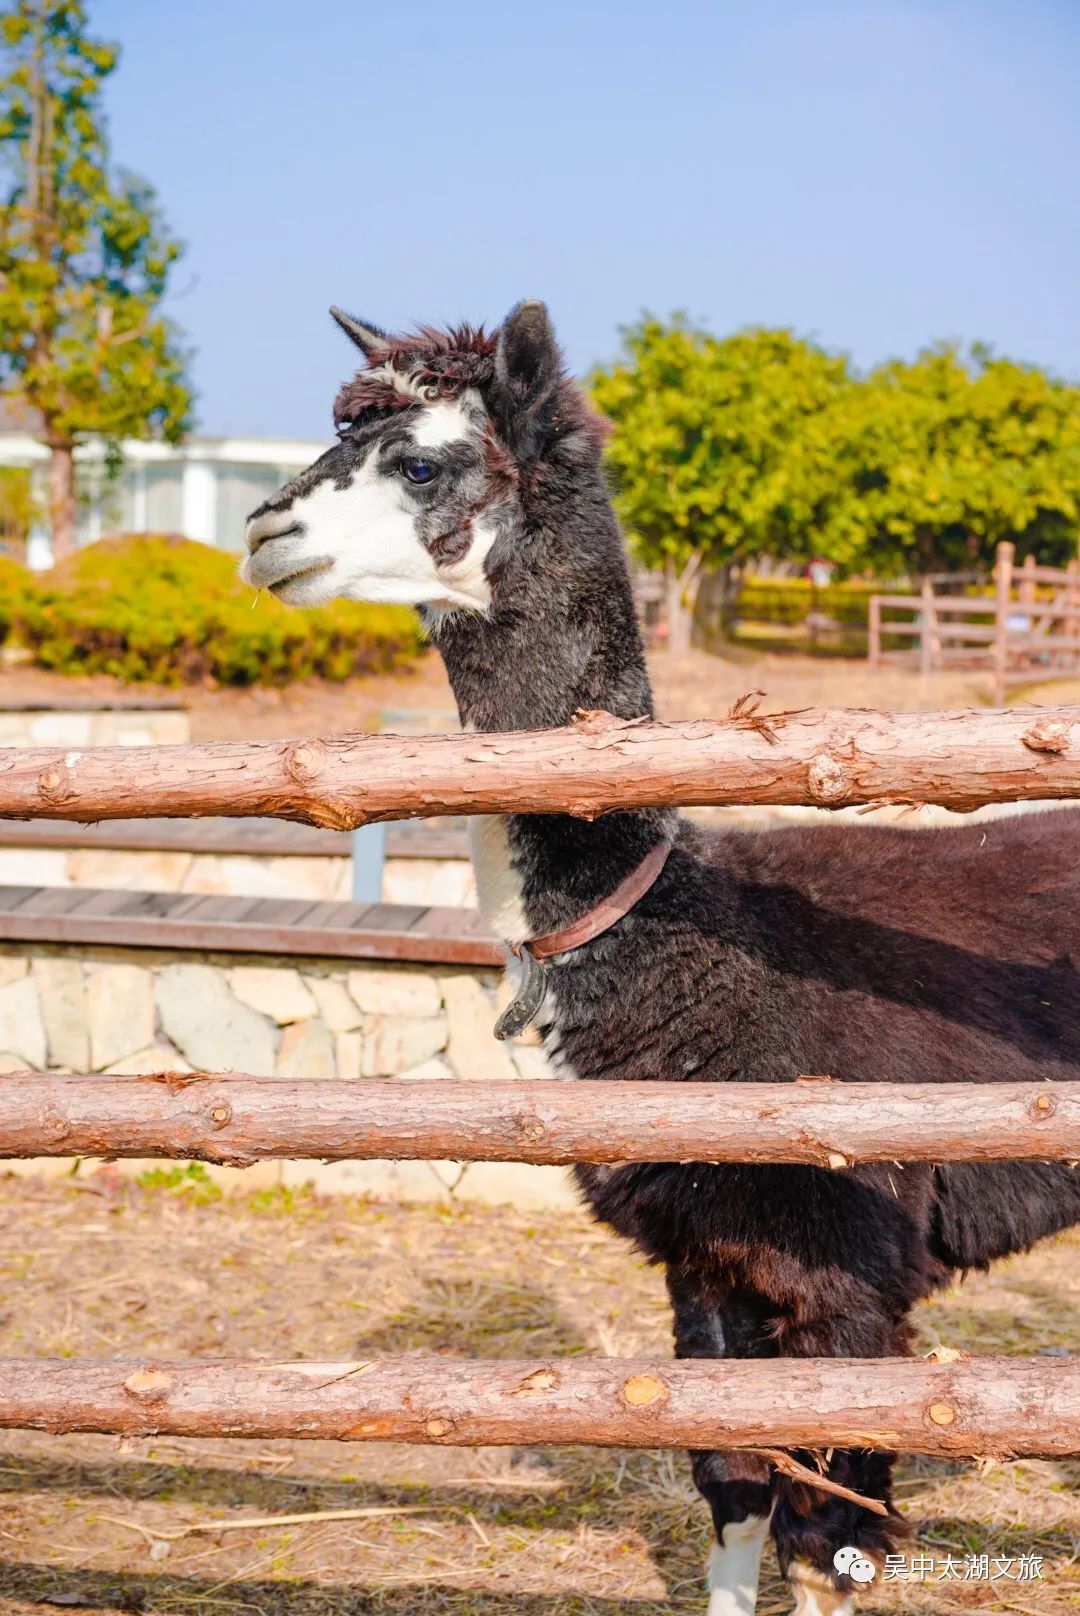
[591,319,855,653]
[827,345,1080,575]
[0,462,37,551]
[0,0,191,559]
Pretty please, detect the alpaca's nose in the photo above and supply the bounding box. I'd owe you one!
[244,506,302,555]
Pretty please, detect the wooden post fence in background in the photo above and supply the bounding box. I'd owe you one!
[994,541,1016,706]
[868,594,881,673]
[1,704,1079,826]
[918,576,936,678]
[3,1074,1077,1167]
[1,1355,1076,1459]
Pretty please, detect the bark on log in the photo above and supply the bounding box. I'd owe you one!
[3,1074,1078,1167]
[0,705,1078,827]
[0,1355,1075,1458]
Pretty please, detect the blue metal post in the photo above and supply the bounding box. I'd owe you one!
[351,822,388,904]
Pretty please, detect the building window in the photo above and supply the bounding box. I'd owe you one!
[215,464,296,551]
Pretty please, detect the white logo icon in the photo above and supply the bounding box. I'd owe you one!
[833,1546,877,1584]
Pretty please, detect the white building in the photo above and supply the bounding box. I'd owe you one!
[0,416,325,564]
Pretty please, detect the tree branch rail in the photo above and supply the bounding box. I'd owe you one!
[0,704,1078,826]
[1,1355,1075,1458]
[3,1075,1078,1166]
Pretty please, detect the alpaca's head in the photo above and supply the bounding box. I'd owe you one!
[242,300,604,615]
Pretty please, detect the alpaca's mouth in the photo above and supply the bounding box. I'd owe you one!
[267,557,334,594]
[242,537,335,594]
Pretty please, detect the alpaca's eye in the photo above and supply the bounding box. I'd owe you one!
[403,458,439,485]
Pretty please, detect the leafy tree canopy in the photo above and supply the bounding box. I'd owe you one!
[591,318,855,575]
[0,0,191,554]
[828,345,1080,573]
[591,320,1080,589]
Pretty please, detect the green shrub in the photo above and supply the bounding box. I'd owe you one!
[0,556,34,645]
[735,576,891,628]
[7,535,423,685]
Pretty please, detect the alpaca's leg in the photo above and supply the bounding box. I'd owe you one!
[787,1560,855,1616]
[769,1306,907,1612]
[707,1505,773,1616]
[777,1451,900,1614]
[667,1274,775,1613]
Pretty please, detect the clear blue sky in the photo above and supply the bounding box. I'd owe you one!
[93,0,1080,442]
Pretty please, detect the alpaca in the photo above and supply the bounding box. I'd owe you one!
[242,302,1080,1615]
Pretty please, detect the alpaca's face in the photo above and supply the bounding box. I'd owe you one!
[242,312,537,616]
[242,391,519,614]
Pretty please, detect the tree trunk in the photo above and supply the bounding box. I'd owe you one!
[1,1354,1076,1458]
[664,554,702,658]
[0,706,1076,824]
[2,1074,1074,1167]
[46,439,76,563]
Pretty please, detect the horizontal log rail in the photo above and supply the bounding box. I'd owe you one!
[4,1074,1078,1166]
[1,705,1079,826]
[1,1355,1075,1458]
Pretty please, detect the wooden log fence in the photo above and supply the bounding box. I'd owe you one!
[1,703,1079,826]
[1,1355,1076,1459]
[2,699,1080,1470]
[3,1073,1078,1167]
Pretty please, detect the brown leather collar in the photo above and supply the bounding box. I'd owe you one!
[512,838,672,962]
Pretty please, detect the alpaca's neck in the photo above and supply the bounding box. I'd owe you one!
[431,456,677,938]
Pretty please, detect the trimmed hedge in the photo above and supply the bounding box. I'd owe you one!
[2,535,423,686]
[735,576,890,628]
[0,556,35,645]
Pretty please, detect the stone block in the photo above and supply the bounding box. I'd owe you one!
[87,964,155,1070]
[0,849,70,888]
[347,966,442,1018]
[89,711,189,746]
[27,712,93,746]
[0,956,28,987]
[32,957,88,1070]
[68,849,192,893]
[335,1030,363,1081]
[383,860,477,907]
[103,1044,192,1075]
[439,972,518,1082]
[185,855,345,901]
[306,975,364,1032]
[362,1014,448,1076]
[276,1018,335,1078]
[229,966,318,1025]
[0,975,46,1067]
[399,1055,456,1081]
[155,963,275,1074]
[510,1044,554,1080]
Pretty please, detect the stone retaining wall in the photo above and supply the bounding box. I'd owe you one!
[0,846,476,907]
[0,706,189,747]
[0,942,572,1209]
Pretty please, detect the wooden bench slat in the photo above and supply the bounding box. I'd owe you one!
[11,887,101,917]
[0,885,501,966]
[0,816,471,861]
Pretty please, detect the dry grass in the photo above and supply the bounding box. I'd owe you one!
[0,1173,1076,1615]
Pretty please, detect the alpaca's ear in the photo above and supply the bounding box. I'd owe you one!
[330,307,387,360]
[490,300,561,458]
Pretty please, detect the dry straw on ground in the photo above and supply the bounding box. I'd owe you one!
[0,1172,1076,1615]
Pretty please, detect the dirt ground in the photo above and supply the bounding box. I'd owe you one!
[0,1174,1076,1616]
[7,644,1075,745]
